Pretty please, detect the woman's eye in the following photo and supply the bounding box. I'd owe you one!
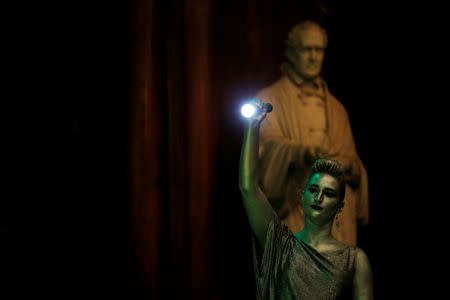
[325,191,336,198]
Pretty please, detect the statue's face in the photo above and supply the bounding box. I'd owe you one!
[302,173,341,225]
[286,28,326,80]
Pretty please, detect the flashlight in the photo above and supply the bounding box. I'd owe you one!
[240,101,273,118]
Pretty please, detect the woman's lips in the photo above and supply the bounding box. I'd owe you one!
[310,204,323,211]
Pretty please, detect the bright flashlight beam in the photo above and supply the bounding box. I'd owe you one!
[241,101,273,118]
[241,103,257,118]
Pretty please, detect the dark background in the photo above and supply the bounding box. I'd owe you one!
[3,0,446,299]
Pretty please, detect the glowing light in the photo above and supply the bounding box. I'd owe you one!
[241,103,257,118]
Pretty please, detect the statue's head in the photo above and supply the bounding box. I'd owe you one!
[285,21,327,80]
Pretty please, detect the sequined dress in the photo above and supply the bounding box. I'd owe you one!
[253,213,356,300]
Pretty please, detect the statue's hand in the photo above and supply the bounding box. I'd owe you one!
[302,145,325,166]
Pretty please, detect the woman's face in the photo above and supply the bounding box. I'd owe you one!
[302,173,342,225]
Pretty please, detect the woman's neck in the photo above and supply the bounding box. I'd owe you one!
[297,218,334,247]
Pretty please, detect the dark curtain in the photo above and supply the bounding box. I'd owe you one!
[130,0,218,298]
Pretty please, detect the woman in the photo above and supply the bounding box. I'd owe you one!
[239,101,373,299]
